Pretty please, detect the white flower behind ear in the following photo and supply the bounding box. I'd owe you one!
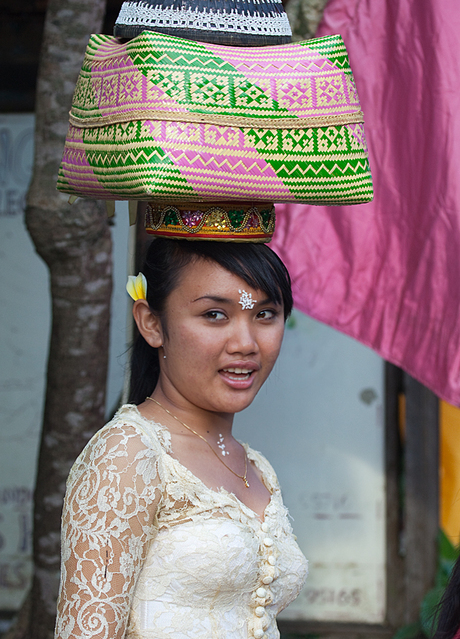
[126,273,147,301]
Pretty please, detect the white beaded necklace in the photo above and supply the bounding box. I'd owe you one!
[146,397,249,488]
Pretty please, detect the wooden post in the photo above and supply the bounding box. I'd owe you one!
[384,363,406,627]
[403,373,439,623]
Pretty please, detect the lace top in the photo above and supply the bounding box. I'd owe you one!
[55,405,308,639]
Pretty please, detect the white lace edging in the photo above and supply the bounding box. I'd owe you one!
[115,2,292,36]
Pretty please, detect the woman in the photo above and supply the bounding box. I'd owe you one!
[54,238,308,639]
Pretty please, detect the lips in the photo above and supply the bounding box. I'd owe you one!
[219,363,259,389]
[222,367,253,380]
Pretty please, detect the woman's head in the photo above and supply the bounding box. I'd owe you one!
[129,238,293,406]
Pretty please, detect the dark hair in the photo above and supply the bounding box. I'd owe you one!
[129,237,293,404]
[433,555,460,639]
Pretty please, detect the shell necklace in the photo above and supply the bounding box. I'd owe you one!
[146,396,249,488]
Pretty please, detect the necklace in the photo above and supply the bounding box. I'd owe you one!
[146,396,249,488]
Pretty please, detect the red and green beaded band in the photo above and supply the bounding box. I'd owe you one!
[145,202,275,242]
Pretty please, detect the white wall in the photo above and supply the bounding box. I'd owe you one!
[0,114,42,609]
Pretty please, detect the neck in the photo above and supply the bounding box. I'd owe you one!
[150,385,234,437]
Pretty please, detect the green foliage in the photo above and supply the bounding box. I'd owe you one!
[420,587,444,637]
[393,622,423,639]
[437,529,460,581]
[393,530,460,639]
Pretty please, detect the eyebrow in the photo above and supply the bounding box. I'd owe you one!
[192,295,274,305]
[192,295,232,304]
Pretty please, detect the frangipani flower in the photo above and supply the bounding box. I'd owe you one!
[126,273,147,301]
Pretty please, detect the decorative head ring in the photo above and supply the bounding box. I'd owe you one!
[126,273,147,301]
[145,202,276,243]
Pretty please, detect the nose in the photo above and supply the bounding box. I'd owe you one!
[226,317,259,355]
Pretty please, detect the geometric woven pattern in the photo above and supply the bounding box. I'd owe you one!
[57,31,373,205]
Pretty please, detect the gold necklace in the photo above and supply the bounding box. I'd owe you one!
[146,396,249,488]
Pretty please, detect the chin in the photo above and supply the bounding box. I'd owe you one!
[216,389,261,414]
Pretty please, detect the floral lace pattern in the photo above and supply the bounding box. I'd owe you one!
[55,405,308,639]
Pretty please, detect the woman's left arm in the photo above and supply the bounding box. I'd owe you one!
[54,422,162,639]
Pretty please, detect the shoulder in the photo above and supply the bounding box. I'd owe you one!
[62,406,164,537]
[105,403,172,450]
[66,404,169,491]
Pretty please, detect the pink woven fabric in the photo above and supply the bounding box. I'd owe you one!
[201,41,361,119]
[141,120,293,197]
[271,0,460,405]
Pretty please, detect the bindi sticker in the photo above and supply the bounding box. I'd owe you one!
[238,289,257,310]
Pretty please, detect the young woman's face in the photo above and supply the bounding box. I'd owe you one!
[158,258,285,415]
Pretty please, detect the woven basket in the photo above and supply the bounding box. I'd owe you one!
[57,31,373,207]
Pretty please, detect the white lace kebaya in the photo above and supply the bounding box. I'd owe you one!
[54,405,308,639]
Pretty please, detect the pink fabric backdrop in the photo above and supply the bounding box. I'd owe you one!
[271,0,460,405]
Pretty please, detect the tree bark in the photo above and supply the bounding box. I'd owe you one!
[286,0,329,40]
[6,1,109,638]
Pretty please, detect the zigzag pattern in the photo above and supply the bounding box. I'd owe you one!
[59,113,373,201]
[70,31,361,123]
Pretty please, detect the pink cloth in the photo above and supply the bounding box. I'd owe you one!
[271,0,460,405]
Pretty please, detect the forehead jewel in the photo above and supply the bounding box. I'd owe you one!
[238,289,257,310]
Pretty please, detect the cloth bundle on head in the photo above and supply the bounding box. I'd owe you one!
[57,0,372,242]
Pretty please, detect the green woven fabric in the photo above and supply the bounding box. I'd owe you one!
[57,31,373,204]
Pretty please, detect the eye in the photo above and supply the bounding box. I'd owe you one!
[204,310,227,321]
[256,309,278,320]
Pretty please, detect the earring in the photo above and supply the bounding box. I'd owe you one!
[161,345,166,360]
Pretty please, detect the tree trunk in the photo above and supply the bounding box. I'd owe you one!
[286,0,329,40]
[6,1,109,638]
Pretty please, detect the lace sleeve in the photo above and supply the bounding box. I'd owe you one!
[54,421,162,639]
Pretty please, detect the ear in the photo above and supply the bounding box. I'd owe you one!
[132,300,164,348]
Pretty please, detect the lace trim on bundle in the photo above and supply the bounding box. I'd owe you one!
[115,2,293,36]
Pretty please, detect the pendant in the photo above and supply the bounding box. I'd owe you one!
[244,478,250,488]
